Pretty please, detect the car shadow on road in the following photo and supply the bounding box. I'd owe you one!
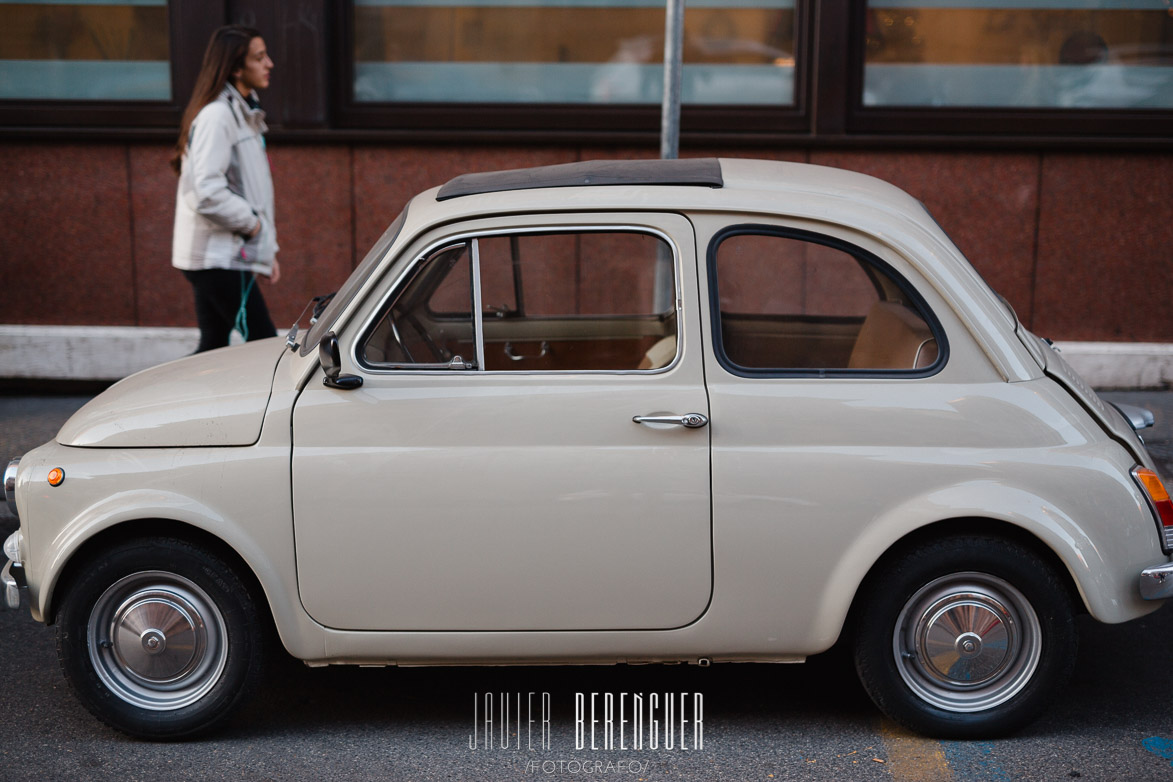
[231,645,876,739]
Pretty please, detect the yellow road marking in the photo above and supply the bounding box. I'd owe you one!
[879,720,953,782]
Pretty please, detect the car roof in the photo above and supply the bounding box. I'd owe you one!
[428,158,925,219]
[437,158,724,201]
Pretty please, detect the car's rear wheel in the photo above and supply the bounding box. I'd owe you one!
[56,538,264,739]
[852,535,1076,737]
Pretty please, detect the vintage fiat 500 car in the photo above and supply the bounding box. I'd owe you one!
[4,159,1172,740]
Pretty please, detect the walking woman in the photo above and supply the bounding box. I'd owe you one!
[171,25,279,352]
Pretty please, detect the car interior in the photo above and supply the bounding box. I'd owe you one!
[360,228,938,374]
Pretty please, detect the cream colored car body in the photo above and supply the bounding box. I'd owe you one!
[9,159,1170,673]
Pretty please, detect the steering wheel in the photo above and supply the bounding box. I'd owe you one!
[387,316,415,363]
[404,312,450,362]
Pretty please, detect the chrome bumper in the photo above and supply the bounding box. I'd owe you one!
[2,558,25,610]
[1140,563,1173,600]
[4,458,19,518]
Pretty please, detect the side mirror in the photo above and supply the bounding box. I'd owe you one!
[319,332,363,390]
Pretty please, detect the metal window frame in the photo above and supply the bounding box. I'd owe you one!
[354,221,685,377]
[706,223,950,380]
[2,0,1170,145]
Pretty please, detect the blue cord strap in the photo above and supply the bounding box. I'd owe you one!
[234,271,257,342]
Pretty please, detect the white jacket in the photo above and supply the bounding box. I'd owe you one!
[172,84,277,275]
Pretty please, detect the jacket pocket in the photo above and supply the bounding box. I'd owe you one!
[240,214,276,266]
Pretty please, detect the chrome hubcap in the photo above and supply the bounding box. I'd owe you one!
[919,595,1011,684]
[112,591,204,682]
[893,572,1041,713]
[88,571,227,711]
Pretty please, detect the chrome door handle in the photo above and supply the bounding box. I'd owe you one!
[632,413,708,428]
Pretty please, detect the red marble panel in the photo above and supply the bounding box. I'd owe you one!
[129,144,190,327]
[809,151,1040,327]
[0,143,136,325]
[262,145,353,329]
[132,144,354,332]
[351,146,575,268]
[716,233,805,314]
[573,145,657,162]
[35,144,1170,349]
[1034,153,1173,343]
[688,147,808,165]
[575,145,807,165]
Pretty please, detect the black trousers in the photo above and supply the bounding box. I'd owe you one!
[182,268,277,353]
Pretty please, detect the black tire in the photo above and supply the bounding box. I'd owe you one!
[55,537,265,739]
[852,535,1076,738]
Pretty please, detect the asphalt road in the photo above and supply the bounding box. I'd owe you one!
[2,392,1173,781]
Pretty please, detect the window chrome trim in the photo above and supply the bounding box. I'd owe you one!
[470,237,486,372]
[352,221,686,377]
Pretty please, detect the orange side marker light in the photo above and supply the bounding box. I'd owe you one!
[1135,467,1173,529]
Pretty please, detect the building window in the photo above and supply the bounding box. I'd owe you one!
[351,0,797,106]
[862,0,1173,109]
[0,0,171,100]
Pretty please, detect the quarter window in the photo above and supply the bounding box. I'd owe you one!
[712,229,941,373]
[362,241,476,367]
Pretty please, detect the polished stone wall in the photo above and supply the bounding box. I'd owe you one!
[1,142,1169,342]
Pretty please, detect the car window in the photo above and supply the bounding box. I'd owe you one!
[360,228,679,372]
[478,232,671,318]
[478,230,676,371]
[712,228,943,374]
[361,241,477,368]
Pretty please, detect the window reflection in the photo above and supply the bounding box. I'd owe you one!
[352,0,796,105]
[0,0,170,100]
[863,2,1173,108]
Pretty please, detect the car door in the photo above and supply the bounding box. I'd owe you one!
[694,215,1016,650]
[291,212,712,631]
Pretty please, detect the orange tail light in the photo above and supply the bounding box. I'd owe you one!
[1134,467,1173,550]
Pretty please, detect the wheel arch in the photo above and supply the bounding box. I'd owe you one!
[804,468,1163,655]
[45,518,270,634]
[52,527,271,738]
[806,508,1097,656]
[846,527,1081,737]
[847,517,1084,627]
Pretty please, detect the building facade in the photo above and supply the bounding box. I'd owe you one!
[1,0,1171,382]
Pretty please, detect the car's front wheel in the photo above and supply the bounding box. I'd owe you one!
[55,537,264,739]
[852,535,1076,737]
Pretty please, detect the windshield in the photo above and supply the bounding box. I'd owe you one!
[299,204,410,356]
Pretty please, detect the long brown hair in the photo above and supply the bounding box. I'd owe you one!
[170,25,261,175]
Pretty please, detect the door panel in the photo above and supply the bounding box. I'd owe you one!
[291,213,712,632]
